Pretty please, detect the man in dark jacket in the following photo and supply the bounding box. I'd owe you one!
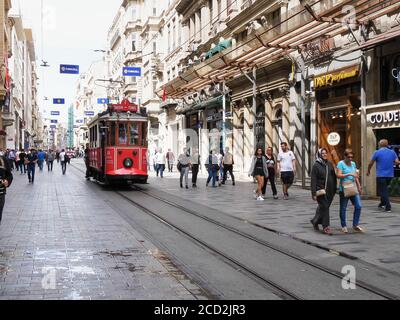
[0,154,13,225]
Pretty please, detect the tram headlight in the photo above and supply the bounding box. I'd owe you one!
[123,158,133,168]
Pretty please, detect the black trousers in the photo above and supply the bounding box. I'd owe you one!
[222,165,235,183]
[262,168,277,196]
[85,159,90,178]
[192,164,199,185]
[0,194,5,223]
[168,161,173,172]
[61,161,67,175]
[47,161,54,171]
[312,194,335,229]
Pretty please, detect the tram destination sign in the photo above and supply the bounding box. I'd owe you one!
[368,110,400,125]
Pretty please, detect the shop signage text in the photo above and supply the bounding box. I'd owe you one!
[314,67,359,89]
[368,110,400,125]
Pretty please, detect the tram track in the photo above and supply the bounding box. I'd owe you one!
[71,163,400,300]
[131,186,399,300]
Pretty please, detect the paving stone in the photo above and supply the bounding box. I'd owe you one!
[0,164,204,300]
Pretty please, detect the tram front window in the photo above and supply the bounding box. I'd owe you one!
[129,123,139,145]
[118,123,128,145]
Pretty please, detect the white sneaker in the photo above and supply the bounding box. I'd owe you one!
[257,196,265,201]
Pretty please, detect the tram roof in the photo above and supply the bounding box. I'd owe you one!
[87,110,148,127]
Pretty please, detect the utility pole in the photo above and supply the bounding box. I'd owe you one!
[222,81,226,151]
[252,67,257,150]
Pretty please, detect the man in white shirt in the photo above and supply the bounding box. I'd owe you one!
[156,149,166,178]
[60,149,67,175]
[277,142,296,200]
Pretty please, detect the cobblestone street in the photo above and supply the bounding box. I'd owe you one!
[0,164,205,300]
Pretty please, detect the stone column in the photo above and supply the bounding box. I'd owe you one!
[181,20,190,50]
[243,98,254,170]
[195,10,201,42]
[280,86,290,145]
[201,3,211,42]
[264,92,273,149]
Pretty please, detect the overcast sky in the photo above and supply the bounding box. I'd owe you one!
[11,0,121,125]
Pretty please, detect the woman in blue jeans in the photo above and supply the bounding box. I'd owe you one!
[336,148,364,234]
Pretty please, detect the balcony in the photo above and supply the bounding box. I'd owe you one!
[124,20,142,34]
[125,51,143,64]
[2,111,15,128]
[124,83,138,95]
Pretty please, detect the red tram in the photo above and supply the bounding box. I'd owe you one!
[87,100,148,185]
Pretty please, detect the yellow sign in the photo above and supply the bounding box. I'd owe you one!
[314,66,359,89]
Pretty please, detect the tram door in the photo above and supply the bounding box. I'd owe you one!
[100,122,107,176]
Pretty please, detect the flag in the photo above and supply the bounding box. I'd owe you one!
[162,86,167,102]
[4,52,10,93]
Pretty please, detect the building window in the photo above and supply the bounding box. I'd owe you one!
[167,24,171,53]
[172,19,176,49]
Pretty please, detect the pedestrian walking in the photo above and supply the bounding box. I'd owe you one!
[15,150,20,172]
[60,149,68,175]
[46,150,55,172]
[7,149,15,171]
[26,149,38,184]
[37,149,46,171]
[156,149,166,178]
[277,142,296,200]
[367,139,400,213]
[191,148,200,188]
[0,153,13,225]
[337,149,364,234]
[248,148,269,201]
[166,149,175,173]
[216,151,223,187]
[262,147,278,199]
[222,147,235,186]
[18,149,27,174]
[178,148,191,189]
[310,148,337,235]
[56,151,60,164]
[206,150,219,188]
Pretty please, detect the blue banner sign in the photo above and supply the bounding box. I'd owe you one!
[85,111,95,117]
[51,111,60,116]
[97,98,110,104]
[50,120,58,124]
[123,66,141,77]
[60,64,80,74]
[50,125,56,129]
[53,98,65,104]
[74,125,79,129]
[76,119,84,124]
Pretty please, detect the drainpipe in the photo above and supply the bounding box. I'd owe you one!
[222,81,226,151]
[253,67,257,150]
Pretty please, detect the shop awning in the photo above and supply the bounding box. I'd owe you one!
[176,96,223,115]
[158,0,400,99]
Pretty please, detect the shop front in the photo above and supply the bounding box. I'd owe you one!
[363,103,400,198]
[315,65,362,166]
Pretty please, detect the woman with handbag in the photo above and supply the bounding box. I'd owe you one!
[337,148,364,234]
[310,148,337,235]
[248,147,269,201]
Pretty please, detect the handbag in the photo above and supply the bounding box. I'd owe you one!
[177,162,182,172]
[316,165,328,197]
[342,180,359,198]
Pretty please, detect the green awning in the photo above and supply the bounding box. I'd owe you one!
[176,96,223,115]
[205,40,232,60]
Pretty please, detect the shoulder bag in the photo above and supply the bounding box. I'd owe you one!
[316,164,328,197]
[342,180,359,198]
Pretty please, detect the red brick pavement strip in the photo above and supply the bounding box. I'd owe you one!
[0,166,206,300]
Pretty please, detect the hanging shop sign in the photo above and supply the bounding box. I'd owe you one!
[327,132,341,146]
[314,66,359,89]
[368,110,400,125]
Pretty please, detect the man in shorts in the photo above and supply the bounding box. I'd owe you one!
[277,142,296,200]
